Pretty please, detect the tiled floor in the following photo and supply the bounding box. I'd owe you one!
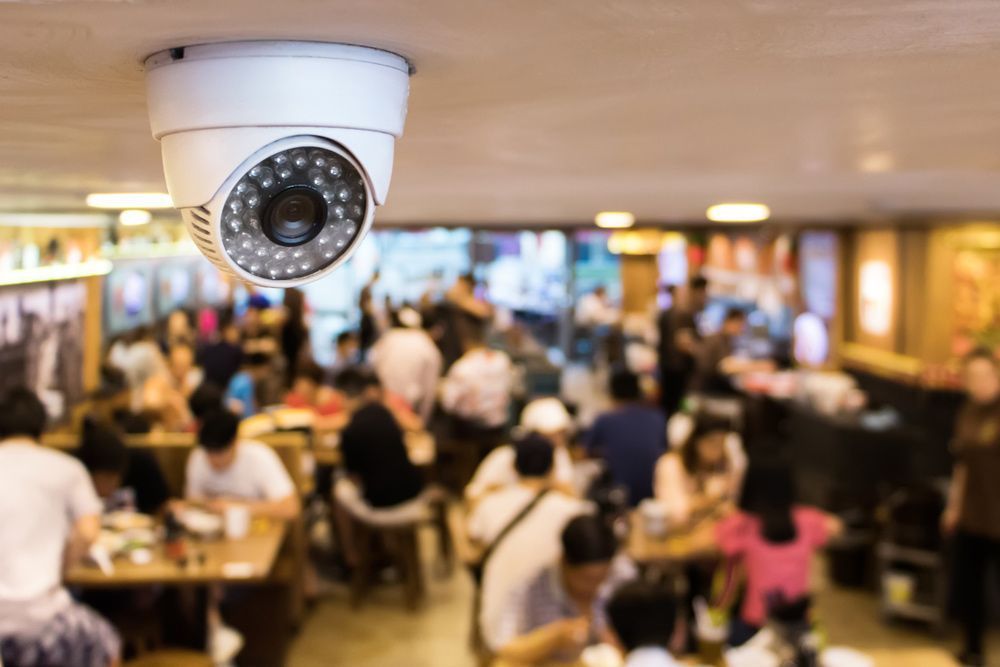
[287,532,994,667]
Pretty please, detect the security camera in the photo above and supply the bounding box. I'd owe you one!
[144,41,411,287]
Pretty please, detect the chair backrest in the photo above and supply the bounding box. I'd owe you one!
[41,430,306,499]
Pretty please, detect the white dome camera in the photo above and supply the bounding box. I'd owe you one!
[144,41,412,287]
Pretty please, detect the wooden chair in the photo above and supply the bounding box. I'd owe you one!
[348,516,426,611]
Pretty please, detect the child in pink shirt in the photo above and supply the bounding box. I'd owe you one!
[715,462,843,644]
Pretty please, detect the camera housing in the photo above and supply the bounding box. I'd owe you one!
[144,41,412,287]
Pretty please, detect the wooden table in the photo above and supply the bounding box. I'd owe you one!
[66,521,287,588]
[626,512,720,566]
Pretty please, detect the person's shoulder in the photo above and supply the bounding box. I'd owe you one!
[25,444,89,474]
[792,505,827,526]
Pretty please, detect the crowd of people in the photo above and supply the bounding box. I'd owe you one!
[0,270,997,667]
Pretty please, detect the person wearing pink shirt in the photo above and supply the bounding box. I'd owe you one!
[715,462,843,645]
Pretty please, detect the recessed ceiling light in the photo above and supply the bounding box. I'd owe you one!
[86,192,173,209]
[595,211,635,229]
[706,203,770,223]
[118,209,152,226]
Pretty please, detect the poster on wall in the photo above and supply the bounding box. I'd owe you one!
[104,261,154,337]
[155,260,197,316]
[0,280,86,421]
[952,248,1000,355]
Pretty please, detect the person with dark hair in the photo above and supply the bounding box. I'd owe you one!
[657,276,708,418]
[690,307,747,394]
[943,348,1000,666]
[283,361,342,417]
[224,351,273,419]
[655,414,746,526]
[606,581,681,666]
[466,398,577,504]
[472,434,589,660]
[358,286,379,359]
[715,462,842,645]
[489,514,635,664]
[0,388,121,666]
[183,409,299,520]
[280,287,311,386]
[370,306,443,422]
[331,367,427,566]
[440,320,513,452]
[437,272,494,369]
[198,314,244,390]
[188,382,225,424]
[77,419,170,515]
[586,366,667,505]
[328,330,360,380]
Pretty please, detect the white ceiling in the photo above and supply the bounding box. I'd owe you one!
[2,0,1000,225]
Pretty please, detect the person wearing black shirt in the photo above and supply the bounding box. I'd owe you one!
[76,418,170,515]
[199,315,244,390]
[657,276,707,419]
[331,368,425,567]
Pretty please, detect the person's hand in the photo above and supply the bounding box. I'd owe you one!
[554,617,589,652]
[206,499,234,515]
[167,499,189,515]
[941,507,959,537]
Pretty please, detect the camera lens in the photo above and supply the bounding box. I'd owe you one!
[219,144,368,282]
[263,186,326,246]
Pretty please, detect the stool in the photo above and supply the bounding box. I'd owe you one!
[125,649,213,667]
[350,519,426,610]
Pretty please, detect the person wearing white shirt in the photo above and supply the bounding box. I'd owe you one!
[575,286,619,329]
[370,307,443,422]
[466,397,577,504]
[471,435,591,660]
[441,324,513,446]
[184,408,300,520]
[606,581,683,667]
[0,388,120,667]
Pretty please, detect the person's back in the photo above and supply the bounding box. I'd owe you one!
[588,368,666,505]
[341,402,423,508]
[716,463,841,632]
[370,318,442,421]
[441,346,512,429]
[607,581,682,667]
[0,443,96,604]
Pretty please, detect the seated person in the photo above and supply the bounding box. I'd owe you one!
[333,368,425,516]
[488,515,635,665]
[654,414,745,525]
[333,365,423,433]
[183,408,300,520]
[0,388,120,667]
[586,367,667,506]
[77,418,170,516]
[715,462,842,646]
[606,581,682,667]
[199,314,244,390]
[473,435,590,655]
[282,362,348,432]
[327,330,360,382]
[224,351,272,419]
[332,368,426,564]
[466,398,577,504]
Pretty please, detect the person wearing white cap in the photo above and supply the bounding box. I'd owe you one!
[465,397,577,504]
[369,307,443,422]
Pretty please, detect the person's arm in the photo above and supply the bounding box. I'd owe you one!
[655,453,691,524]
[65,463,103,565]
[495,618,588,665]
[212,494,300,521]
[943,463,967,535]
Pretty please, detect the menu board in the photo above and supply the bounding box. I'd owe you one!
[0,280,86,420]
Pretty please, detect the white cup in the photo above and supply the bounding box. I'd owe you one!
[224,505,251,540]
